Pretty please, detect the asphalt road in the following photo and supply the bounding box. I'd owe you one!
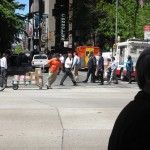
[1,71,139,150]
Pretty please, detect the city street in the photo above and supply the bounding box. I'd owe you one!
[0,71,139,150]
[1,0,149,149]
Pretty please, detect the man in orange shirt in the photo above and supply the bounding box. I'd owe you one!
[45,53,62,89]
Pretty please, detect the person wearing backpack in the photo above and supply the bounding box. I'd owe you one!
[126,55,133,84]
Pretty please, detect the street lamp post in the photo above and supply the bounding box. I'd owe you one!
[115,0,119,44]
[113,0,119,56]
[39,0,43,52]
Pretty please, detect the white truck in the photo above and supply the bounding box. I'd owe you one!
[114,39,150,81]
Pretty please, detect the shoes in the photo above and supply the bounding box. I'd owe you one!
[73,81,77,86]
[46,84,52,89]
[99,82,104,85]
[75,80,79,83]
[60,83,65,86]
[108,81,111,85]
[114,82,118,84]
[82,80,87,83]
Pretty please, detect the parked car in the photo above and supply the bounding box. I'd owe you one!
[31,54,49,72]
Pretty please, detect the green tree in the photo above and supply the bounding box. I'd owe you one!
[136,3,150,39]
[14,45,23,54]
[72,0,99,46]
[0,0,25,52]
[96,0,115,50]
[117,0,140,39]
[96,0,150,50]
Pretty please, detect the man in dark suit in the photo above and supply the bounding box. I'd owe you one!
[97,52,104,85]
[82,52,96,83]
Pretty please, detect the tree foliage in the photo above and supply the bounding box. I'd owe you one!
[72,0,150,50]
[0,0,25,52]
[72,0,99,45]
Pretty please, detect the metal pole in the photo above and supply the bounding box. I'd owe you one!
[32,15,34,53]
[39,0,42,52]
[115,0,118,43]
[47,27,48,48]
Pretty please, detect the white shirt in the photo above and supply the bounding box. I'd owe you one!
[111,60,117,70]
[73,55,80,66]
[1,57,7,69]
[65,57,73,68]
[60,56,65,64]
[95,56,99,65]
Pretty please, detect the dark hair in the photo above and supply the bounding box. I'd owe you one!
[136,48,150,89]
[2,53,6,57]
[111,56,115,60]
[99,52,102,55]
[89,52,94,56]
[107,58,111,61]
[54,53,60,57]
[128,55,132,60]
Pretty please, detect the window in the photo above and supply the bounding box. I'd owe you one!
[34,55,47,59]
[130,48,136,53]
[118,46,126,65]
[42,56,47,59]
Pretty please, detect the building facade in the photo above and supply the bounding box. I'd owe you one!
[28,0,72,54]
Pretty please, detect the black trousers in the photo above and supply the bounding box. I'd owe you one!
[1,68,7,86]
[97,70,104,84]
[60,68,76,85]
[85,69,95,83]
[1,68,7,79]
[126,70,132,83]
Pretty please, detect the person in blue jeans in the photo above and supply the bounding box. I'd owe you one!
[126,55,133,84]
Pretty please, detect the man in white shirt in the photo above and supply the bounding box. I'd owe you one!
[1,53,8,84]
[72,52,80,82]
[60,53,76,86]
[108,57,118,84]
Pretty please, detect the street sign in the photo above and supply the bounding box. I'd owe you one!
[144,25,150,40]
[60,13,66,42]
[144,26,150,31]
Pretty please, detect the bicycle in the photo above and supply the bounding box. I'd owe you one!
[0,69,6,91]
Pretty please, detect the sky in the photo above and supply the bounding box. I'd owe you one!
[15,0,29,15]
